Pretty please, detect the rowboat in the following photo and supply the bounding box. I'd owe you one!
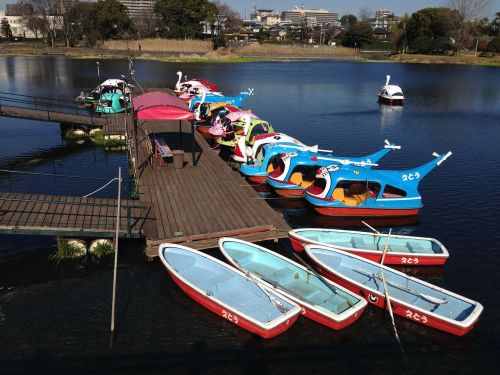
[289,228,449,266]
[158,243,300,338]
[304,245,483,336]
[218,238,367,330]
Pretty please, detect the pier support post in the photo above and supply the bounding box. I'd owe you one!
[110,167,122,333]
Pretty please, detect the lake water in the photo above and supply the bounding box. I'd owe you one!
[0,56,499,373]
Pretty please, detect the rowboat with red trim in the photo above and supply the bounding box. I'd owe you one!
[158,243,301,339]
[219,238,367,330]
[289,228,449,266]
[304,245,483,336]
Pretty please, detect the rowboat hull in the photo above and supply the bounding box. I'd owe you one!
[289,229,448,266]
[165,268,298,339]
[246,175,268,184]
[305,246,483,336]
[219,238,368,331]
[273,187,305,198]
[159,244,301,339]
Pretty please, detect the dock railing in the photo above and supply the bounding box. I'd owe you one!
[0,91,108,126]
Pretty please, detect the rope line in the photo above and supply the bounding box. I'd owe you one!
[83,178,120,198]
[0,168,132,182]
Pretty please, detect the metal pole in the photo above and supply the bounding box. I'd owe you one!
[110,167,122,333]
[192,121,195,166]
[179,120,182,147]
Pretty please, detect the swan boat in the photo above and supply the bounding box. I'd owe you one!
[304,245,483,335]
[217,117,275,149]
[219,238,367,330]
[194,102,240,133]
[240,143,331,184]
[267,140,401,197]
[174,71,218,95]
[289,228,449,266]
[190,91,252,111]
[232,133,307,163]
[378,75,404,105]
[304,151,452,217]
[208,110,259,138]
[158,243,301,339]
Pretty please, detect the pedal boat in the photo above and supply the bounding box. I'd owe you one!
[304,151,452,217]
[158,243,301,339]
[289,228,449,266]
[219,238,367,330]
[174,71,219,95]
[378,75,404,106]
[304,245,483,336]
[267,140,400,198]
[95,93,131,114]
[240,142,331,184]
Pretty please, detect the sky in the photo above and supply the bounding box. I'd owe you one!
[0,0,499,18]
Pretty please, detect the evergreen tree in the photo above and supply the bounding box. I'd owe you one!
[154,0,217,39]
[1,17,13,40]
[94,0,136,40]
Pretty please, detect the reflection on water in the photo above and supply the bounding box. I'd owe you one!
[0,56,500,373]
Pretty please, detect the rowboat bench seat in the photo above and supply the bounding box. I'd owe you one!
[406,242,426,253]
[273,267,296,284]
[322,294,350,314]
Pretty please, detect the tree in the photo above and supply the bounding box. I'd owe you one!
[359,7,373,22]
[94,0,136,40]
[154,0,217,39]
[1,18,13,40]
[63,1,96,47]
[406,8,458,54]
[340,14,357,29]
[19,0,62,47]
[447,0,491,53]
[342,21,373,48]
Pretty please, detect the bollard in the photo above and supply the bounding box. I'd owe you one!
[172,150,184,169]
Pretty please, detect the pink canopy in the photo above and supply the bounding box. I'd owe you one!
[133,92,194,121]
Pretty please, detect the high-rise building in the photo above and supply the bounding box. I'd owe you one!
[282,6,338,26]
[118,0,155,18]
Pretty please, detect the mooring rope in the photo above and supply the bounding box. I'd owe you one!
[0,168,133,182]
[83,177,120,198]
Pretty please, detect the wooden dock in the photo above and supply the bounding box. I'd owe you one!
[0,192,152,238]
[129,113,291,257]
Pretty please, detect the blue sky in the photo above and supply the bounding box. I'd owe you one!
[0,0,499,18]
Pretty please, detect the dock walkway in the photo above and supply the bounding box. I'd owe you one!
[130,108,291,256]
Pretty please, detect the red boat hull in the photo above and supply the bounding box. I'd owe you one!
[289,235,447,266]
[313,206,420,217]
[166,269,298,339]
[311,264,479,336]
[378,96,404,106]
[297,299,366,330]
[246,175,267,184]
[196,125,211,133]
[273,188,305,198]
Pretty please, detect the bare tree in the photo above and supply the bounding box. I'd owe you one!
[359,7,373,22]
[447,0,491,53]
[19,0,62,47]
[133,11,159,38]
[213,1,242,29]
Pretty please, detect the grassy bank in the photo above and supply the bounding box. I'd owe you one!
[1,41,498,66]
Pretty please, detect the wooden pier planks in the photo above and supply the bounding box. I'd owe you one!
[0,105,108,126]
[0,192,152,238]
[131,112,291,257]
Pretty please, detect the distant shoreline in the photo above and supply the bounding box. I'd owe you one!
[1,44,498,67]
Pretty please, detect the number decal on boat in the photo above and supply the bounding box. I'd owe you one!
[402,172,421,182]
[222,310,239,324]
[405,310,428,324]
[368,294,378,304]
[401,257,419,264]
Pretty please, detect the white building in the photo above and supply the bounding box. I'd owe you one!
[0,9,37,39]
[282,7,338,26]
[118,0,155,18]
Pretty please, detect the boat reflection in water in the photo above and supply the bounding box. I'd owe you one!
[378,103,403,130]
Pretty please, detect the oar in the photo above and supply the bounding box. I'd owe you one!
[362,220,381,235]
[355,268,447,305]
[233,258,290,314]
[378,230,405,357]
[293,253,354,307]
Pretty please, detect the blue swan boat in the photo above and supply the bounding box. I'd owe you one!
[189,90,253,111]
[267,140,401,197]
[304,151,452,217]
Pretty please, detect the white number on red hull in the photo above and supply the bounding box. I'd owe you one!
[401,257,419,264]
[222,310,239,324]
[405,309,428,324]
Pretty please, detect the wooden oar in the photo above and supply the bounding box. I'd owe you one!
[233,258,290,313]
[293,253,354,307]
[362,220,381,235]
[379,229,405,357]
